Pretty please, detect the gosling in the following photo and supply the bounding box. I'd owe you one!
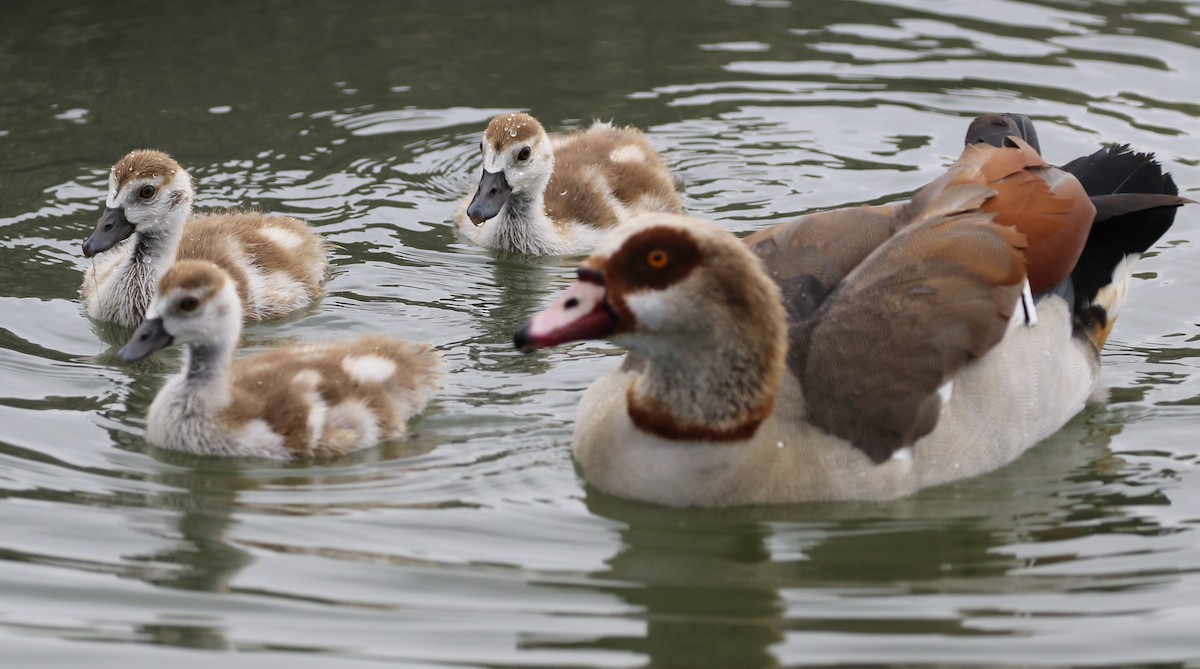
[119,260,443,458]
[82,150,329,328]
[455,112,683,255]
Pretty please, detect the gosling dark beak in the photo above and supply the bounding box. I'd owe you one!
[466,169,512,226]
[83,206,135,257]
[118,317,174,363]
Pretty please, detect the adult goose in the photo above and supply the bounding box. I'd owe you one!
[455,112,683,255]
[514,118,1190,507]
[120,260,443,458]
[82,150,328,328]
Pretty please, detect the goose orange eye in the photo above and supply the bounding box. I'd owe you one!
[647,250,669,269]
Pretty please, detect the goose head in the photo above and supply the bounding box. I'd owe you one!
[515,214,788,438]
[83,150,195,257]
[466,113,554,225]
[119,260,241,363]
[515,213,785,350]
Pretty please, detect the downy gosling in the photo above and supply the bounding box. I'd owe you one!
[119,260,443,458]
[82,149,329,328]
[455,112,684,255]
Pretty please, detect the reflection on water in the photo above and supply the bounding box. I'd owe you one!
[573,415,1131,668]
[1,0,1200,666]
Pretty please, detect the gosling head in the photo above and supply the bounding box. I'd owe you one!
[119,260,241,363]
[83,150,195,257]
[466,113,553,225]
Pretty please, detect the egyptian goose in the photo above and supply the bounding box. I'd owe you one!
[81,150,329,328]
[514,118,1190,507]
[454,112,684,255]
[119,260,443,458]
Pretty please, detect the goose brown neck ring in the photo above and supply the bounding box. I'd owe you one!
[616,289,787,443]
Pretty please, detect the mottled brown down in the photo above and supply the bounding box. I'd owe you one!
[219,335,442,458]
[113,150,180,191]
[542,125,682,229]
[157,254,219,293]
[177,212,327,317]
[85,149,330,328]
[485,113,683,230]
[484,113,544,151]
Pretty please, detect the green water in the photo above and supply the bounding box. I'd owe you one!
[2,1,1200,667]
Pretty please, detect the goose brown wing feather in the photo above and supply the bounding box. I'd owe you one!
[755,144,1063,463]
[961,139,1095,293]
[744,140,1091,462]
[798,195,1028,463]
[745,205,909,325]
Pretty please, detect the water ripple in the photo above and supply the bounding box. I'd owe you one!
[1,0,1199,666]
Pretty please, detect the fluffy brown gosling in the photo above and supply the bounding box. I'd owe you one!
[455,112,684,255]
[120,260,443,458]
[82,149,329,328]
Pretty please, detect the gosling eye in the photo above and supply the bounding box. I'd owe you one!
[179,296,200,312]
[138,185,157,200]
[517,146,532,162]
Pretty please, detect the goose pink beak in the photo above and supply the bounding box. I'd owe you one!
[514,272,616,353]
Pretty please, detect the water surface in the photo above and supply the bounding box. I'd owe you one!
[2,1,1200,667]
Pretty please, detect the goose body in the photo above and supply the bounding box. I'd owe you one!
[81,150,329,328]
[120,260,443,458]
[516,117,1189,507]
[455,113,684,255]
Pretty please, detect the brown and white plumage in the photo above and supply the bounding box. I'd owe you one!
[119,260,443,459]
[514,120,1190,507]
[81,150,329,328]
[455,112,684,255]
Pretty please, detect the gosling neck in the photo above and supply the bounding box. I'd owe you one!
[132,200,190,269]
[178,314,240,406]
[489,189,565,255]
